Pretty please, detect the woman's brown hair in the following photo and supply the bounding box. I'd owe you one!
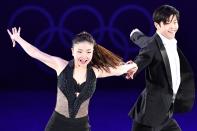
[72,31,123,72]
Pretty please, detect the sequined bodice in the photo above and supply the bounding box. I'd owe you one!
[55,60,97,118]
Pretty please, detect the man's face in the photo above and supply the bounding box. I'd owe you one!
[155,15,179,39]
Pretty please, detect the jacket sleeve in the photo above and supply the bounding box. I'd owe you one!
[131,31,155,77]
[130,30,152,48]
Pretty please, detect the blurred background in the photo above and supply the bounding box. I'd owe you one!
[0,0,196,131]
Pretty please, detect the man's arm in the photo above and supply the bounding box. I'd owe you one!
[130,29,151,48]
[127,29,155,79]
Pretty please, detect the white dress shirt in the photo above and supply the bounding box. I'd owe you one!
[157,32,181,95]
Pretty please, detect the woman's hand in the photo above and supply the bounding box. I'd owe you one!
[125,60,138,79]
[7,27,21,47]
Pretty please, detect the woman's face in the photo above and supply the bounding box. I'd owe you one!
[72,41,94,67]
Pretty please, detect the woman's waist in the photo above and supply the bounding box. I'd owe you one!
[51,110,90,127]
[55,106,89,118]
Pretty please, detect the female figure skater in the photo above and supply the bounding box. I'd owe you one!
[7,27,137,131]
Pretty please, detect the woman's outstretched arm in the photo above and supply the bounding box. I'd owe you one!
[7,27,68,75]
[93,61,138,78]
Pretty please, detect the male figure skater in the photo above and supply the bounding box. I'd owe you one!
[128,5,195,131]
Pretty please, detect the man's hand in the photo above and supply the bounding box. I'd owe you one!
[125,60,138,79]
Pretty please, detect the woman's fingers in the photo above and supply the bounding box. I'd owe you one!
[7,29,12,36]
[12,27,15,34]
[126,60,133,64]
[126,68,137,79]
[12,39,16,47]
[14,27,17,34]
[18,27,21,35]
[7,29,16,47]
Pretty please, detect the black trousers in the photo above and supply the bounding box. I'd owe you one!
[132,118,181,131]
[45,111,90,131]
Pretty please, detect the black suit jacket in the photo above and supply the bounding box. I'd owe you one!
[129,31,195,127]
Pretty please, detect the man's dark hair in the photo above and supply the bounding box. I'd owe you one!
[153,5,179,24]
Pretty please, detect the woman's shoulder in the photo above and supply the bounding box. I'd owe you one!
[56,59,69,76]
[92,67,100,78]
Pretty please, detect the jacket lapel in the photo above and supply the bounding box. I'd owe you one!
[154,34,173,89]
